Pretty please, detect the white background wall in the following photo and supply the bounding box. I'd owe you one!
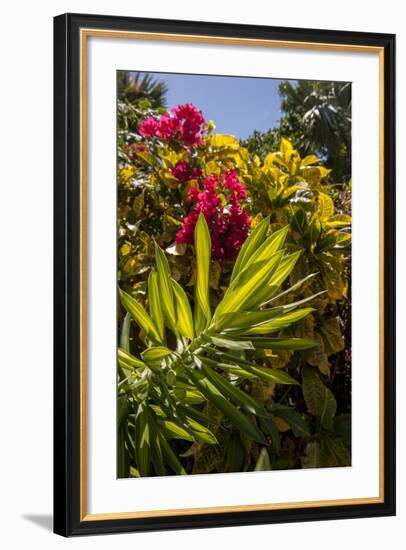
[0,0,403,547]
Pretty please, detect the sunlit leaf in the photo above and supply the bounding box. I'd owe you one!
[194,213,212,332]
[155,244,177,329]
[148,271,165,342]
[119,289,162,344]
[171,278,194,339]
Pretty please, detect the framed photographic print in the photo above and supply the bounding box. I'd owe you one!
[53,13,396,536]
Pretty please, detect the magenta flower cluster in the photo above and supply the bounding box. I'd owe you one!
[176,169,250,261]
[170,160,202,182]
[138,103,206,147]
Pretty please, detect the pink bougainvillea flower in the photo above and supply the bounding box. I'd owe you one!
[176,169,250,261]
[155,113,178,140]
[171,161,202,182]
[138,103,206,147]
[172,103,206,146]
[224,168,247,200]
[138,117,158,137]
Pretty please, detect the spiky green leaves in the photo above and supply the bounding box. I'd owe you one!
[194,213,212,334]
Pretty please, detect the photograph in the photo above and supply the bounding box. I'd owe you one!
[116,70,352,478]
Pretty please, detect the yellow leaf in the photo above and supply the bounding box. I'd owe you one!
[318,192,335,218]
[207,134,239,149]
[301,155,321,167]
[280,137,294,163]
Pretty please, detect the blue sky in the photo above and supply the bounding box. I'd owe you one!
[135,72,290,140]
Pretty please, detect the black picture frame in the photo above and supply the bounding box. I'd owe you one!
[54,12,396,537]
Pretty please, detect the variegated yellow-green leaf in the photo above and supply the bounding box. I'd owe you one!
[230,308,315,336]
[207,350,299,386]
[230,216,269,283]
[214,250,284,324]
[158,419,195,441]
[318,192,335,219]
[119,289,162,344]
[280,137,294,163]
[135,404,151,477]
[234,225,289,285]
[261,251,302,305]
[194,213,212,333]
[206,133,239,149]
[141,346,172,367]
[230,336,317,350]
[171,278,194,339]
[300,154,321,167]
[155,244,177,329]
[118,348,147,370]
[325,214,352,227]
[254,448,272,471]
[120,312,131,352]
[148,271,165,342]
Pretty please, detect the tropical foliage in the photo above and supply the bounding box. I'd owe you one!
[117,74,352,476]
[242,81,351,183]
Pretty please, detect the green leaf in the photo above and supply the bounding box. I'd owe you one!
[117,426,130,477]
[120,313,131,352]
[194,213,212,332]
[200,360,267,417]
[148,271,165,342]
[171,278,194,339]
[259,414,280,453]
[214,250,284,325]
[187,367,267,445]
[232,336,318,350]
[149,415,166,475]
[119,289,162,344]
[319,317,345,354]
[157,419,195,441]
[141,346,172,367]
[155,244,177,329]
[265,251,302,297]
[249,366,299,385]
[302,367,337,430]
[224,433,246,472]
[233,248,301,314]
[228,308,314,336]
[185,418,218,444]
[302,441,322,468]
[135,404,151,476]
[322,435,351,466]
[118,395,128,427]
[254,448,272,471]
[204,350,299,385]
[158,432,187,475]
[264,273,318,305]
[117,348,147,370]
[318,192,335,219]
[270,405,311,438]
[177,404,214,426]
[203,334,254,350]
[216,292,323,332]
[244,226,289,272]
[325,214,352,227]
[230,216,269,283]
